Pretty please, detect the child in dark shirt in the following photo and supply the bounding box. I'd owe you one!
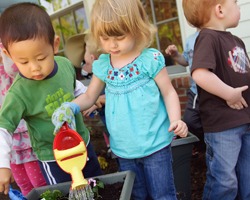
[183,1,250,199]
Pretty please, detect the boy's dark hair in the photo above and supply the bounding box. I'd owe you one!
[0,2,55,51]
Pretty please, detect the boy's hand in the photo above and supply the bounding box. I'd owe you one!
[0,168,14,195]
[169,120,188,138]
[165,45,178,57]
[52,102,80,135]
[226,86,248,110]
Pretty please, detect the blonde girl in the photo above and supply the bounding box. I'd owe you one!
[53,0,188,199]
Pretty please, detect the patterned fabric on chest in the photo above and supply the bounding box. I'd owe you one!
[107,63,140,81]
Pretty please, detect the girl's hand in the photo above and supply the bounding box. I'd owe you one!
[226,86,248,110]
[0,168,14,195]
[169,120,188,138]
[95,95,106,108]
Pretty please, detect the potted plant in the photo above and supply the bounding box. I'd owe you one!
[26,170,135,200]
[171,132,199,200]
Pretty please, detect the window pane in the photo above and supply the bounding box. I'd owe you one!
[52,1,68,11]
[142,0,178,22]
[158,20,183,66]
[153,0,178,22]
[143,0,183,66]
[71,0,81,3]
[75,7,88,32]
[158,20,182,53]
[142,0,153,21]
[60,13,77,42]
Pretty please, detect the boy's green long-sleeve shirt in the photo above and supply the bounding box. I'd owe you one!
[0,56,89,162]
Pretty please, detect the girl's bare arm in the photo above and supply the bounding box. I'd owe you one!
[155,67,188,137]
[72,75,105,111]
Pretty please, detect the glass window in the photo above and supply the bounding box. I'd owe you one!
[158,21,182,53]
[60,13,78,42]
[143,0,183,66]
[75,7,88,32]
[43,1,88,55]
[153,0,178,22]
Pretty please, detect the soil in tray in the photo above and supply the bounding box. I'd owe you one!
[36,182,123,200]
[97,182,123,200]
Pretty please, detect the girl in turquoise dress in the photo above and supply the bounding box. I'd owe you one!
[52,0,188,199]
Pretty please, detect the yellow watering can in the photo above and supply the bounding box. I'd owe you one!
[53,123,94,199]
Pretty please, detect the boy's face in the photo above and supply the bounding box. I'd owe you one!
[222,0,240,29]
[4,37,58,80]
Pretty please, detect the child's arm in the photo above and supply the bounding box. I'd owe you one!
[155,67,188,137]
[165,45,189,66]
[72,75,105,110]
[193,68,248,109]
[0,128,14,195]
[52,75,105,134]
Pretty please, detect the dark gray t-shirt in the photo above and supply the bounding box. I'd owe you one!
[192,28,250,132]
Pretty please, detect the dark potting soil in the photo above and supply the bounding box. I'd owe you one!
[36,182,123,200]
[97,182,123,200]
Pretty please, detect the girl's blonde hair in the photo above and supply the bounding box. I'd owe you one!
[182,0,225,29]
[90,0,157,51]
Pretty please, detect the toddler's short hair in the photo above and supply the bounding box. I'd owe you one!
[90,0,156,52]
[0,2,55,51]
[182,0,225,28]
[84,33,102,58]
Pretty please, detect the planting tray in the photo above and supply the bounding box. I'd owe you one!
[26,170,135,200]
[171,132,199,200]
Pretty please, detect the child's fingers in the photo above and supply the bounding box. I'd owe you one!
[169,120,184,132]
[168,123,177,132]
[170,121,188,137]
[0,183,10,195]
[95,101,103,108]
[239,85,248,93]
[228,99,248,110]
[4,183,10,195]
[0,169,12,194]
[0,185,3,193]
[175,127,188,137]
[165,45,175,55]
[232,103,243,110]
[241,97,248,108]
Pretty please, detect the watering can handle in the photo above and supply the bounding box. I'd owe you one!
[59,122,70,132]
[54,141,86,160]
